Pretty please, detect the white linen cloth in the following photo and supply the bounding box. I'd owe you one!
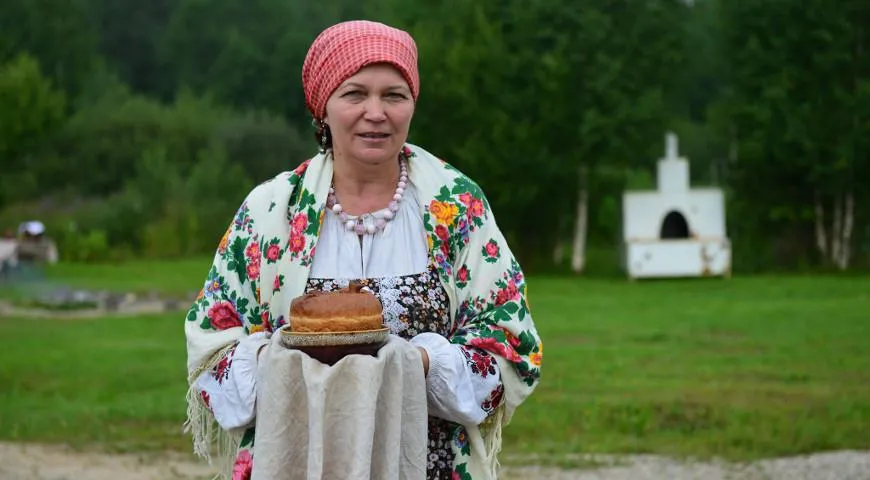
[251,332,428,480]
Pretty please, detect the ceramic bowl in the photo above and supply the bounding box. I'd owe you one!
[278,326,390,366]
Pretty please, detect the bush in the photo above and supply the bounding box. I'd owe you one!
[0,86,315,261]
[0,53,67,208]
[215,110,313,184]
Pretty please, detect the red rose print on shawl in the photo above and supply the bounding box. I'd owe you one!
[261,310,273,332]
[456,265,470,288]
[494,280,520,306]
[482,239,500,263]
[468,198,484,218]
[232,449,253,480]
[293,160,310,176]
[467,335,522,363]
[244,242,261,281]
[291,212,308,234]
[458,192,485,219]
[288,232,305,253]
[435,224,449,242]
[266,243,281,262]
[246,261,260,281]
[457,266,469,282]
[207,301,242,330]
[503,327,521,349]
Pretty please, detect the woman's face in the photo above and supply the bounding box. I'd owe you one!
[324,63,415,165]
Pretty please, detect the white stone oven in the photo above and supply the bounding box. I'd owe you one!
[622,133,731,279]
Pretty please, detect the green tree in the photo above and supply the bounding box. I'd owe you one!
[721,0,870,270]
[88,0,175,98]
[159,0,368,132]
[0,54,67,207]
[0,0,97,98]
[370,0,688,271]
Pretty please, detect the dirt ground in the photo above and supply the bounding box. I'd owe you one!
[2,442,869,480]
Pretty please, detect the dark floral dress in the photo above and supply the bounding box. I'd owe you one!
[307,265,469,480]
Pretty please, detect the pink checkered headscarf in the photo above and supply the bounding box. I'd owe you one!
[302,20,419,120]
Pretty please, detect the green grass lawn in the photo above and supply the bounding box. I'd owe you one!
[0,256,213,302]
[518,275,870,461]
[1,264,869,463]
[41,256,215,294]
[0,312,191,453]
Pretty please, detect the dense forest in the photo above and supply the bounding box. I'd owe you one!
[2,0,868,274]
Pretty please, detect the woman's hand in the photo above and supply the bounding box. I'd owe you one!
[416,346,429,377]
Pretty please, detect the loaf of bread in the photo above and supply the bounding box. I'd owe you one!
[289,282,384,333]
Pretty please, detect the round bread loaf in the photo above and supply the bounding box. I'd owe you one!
[289,282,384,333]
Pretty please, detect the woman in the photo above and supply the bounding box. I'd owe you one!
[184,20,542,480]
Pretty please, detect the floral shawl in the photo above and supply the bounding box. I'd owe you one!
[184,143,543,479]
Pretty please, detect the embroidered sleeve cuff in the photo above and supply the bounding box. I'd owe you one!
[195,332,269,430]
[410,332,497,426]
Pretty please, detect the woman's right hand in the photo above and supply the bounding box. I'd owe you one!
[416,346,430,377]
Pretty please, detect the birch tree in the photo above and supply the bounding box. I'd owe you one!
[722,0,870,269]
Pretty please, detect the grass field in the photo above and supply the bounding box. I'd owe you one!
[1,259,869,464]
[0,256,214,302]
[35,256,213,294]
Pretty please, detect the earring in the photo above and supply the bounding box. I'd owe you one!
[320,121,328,149]
[313,118,329,153]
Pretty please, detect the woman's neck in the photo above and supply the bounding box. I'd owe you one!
[330,149,401,214]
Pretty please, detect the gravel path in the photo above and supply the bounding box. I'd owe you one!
[503,452,870,480]
[1,442,868,480]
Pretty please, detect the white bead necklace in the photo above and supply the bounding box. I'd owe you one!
[326,158,409,236]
